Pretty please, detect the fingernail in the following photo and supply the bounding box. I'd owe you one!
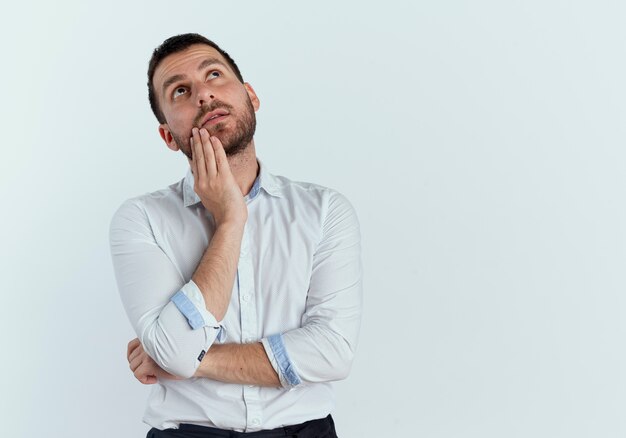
[192,127,198,134]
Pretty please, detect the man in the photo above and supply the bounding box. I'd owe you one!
[109,33,363,438]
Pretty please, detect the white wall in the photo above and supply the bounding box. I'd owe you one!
[2,1,625,437]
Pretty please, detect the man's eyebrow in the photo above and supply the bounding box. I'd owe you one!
[197,57,228,71]
[161,58,229,97]
[162,74,185,97]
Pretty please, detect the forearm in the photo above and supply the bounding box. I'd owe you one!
[111,200,224,378]
[194,343,280,387]
[192,222,245,321]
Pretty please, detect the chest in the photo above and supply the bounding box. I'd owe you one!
[153,198,323,336]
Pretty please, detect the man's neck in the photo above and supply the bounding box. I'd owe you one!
[226,142,259,197]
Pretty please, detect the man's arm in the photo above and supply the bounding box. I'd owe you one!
[128,190,362,388]
[189,222,244,321]
[127,338,280,386]
[196,191,361,388]
[187,128,248,321]
[111,131,247,379]
[262,191,362,386]
[194,343,280,387]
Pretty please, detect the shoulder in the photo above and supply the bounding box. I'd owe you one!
[270,173,359,227]
[109,178,185,230]
[271,172,350,201]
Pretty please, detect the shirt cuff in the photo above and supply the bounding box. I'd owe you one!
[261,334,302,388]
[170,280,225,341]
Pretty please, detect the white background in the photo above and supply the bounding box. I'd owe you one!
[2,1,625,437]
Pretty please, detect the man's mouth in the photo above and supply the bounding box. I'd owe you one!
[200,109,229,128]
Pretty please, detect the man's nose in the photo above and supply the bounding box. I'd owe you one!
[196,84,215,107]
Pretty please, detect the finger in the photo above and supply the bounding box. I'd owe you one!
[128,346,141,364]
[129,351,150,372]
[127,344,140,363]
[210,136,230,174]
[127,338,139,359]
[135,363,156,385]
[192,128,207,182]
[200,129,217,178]
[129,355,142,372]
[136,359,160,384]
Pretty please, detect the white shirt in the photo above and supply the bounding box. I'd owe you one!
[109,158,363,432]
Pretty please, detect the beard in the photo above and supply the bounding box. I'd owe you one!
[172,96,256,161]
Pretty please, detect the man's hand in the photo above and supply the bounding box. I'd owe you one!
[127,338,183,385]
[189,128,247,227]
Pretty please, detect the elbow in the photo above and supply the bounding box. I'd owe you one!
[326,329,357,381]
[139,297,224,379]
[330,347,354,381]
[156,352,199,379]
[287,328,358,384]
[143,336,200,379]
[141,318,206,379]
[308,339,355,383]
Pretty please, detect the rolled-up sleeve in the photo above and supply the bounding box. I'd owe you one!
[109,199,223,378]
[261,191,363,387]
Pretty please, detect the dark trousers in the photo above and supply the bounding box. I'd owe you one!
[146,415,338,438]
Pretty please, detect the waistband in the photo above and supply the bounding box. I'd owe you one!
[176,415,334,437]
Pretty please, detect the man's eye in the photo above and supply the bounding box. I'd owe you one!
[173,87,187,98]
[207,71,220,80]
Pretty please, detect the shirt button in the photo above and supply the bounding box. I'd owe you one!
[251,418,260,426]
[242,294,250,302]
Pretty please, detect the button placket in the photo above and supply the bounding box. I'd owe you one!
[238,226,262,431]
[243,384,262,430]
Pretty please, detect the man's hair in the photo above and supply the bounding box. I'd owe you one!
[147,33,244,124]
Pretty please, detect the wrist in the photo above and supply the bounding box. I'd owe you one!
[215,219,246,233]
[195,345,220,379]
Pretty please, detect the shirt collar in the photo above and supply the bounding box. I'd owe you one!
[183,158,284,207]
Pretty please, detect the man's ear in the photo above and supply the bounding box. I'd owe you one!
[158,124,179,152]
[244,82,260,112]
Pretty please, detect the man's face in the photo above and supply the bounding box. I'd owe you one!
[153,44,260,159]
